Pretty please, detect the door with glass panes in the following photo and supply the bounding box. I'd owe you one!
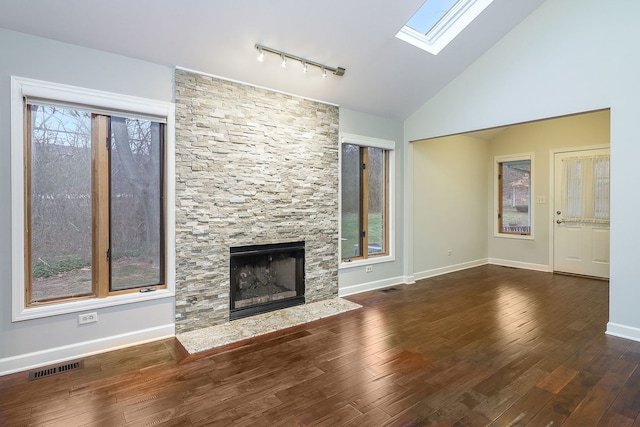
[553,148,610,278]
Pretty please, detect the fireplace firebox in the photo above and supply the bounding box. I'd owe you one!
[229,241,305,320]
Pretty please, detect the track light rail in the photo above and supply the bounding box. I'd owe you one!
[255,44,345,77]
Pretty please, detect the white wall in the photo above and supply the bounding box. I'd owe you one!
[0,29,175,375]
[338,107,408,295]
[412,135,489,278]
[404,0,640,341]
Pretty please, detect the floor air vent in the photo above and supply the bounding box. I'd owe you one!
[28,360,83,381]
[380,287,398,293]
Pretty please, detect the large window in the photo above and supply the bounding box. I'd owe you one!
[11,77,175,320]
[27,104,164,303]
[340,134,394,263]
[496,155,533,237]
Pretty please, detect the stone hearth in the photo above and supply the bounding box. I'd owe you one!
[176,298,361,354]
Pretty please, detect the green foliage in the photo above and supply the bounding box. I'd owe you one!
[341,212,383,258]
[32,255,90,279]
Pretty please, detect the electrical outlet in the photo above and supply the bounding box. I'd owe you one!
[447,249,453,256]
[79,312,98,325]
[365,265,373,273]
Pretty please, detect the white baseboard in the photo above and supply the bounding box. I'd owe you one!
[414,259,488,281]
[0,324,175,377]
[402,275,416,285]
[339,276,409,297]
[606,322,640,343]
[488,258,550,272]
[340,259,551,298]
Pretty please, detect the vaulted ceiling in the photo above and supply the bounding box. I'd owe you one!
[0,0,546,120]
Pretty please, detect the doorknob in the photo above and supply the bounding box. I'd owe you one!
[556,211,561,215]
[556,219,564,224]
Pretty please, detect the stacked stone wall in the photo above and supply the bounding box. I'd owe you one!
[174,69,339,333]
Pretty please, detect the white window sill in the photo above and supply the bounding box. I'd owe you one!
[339,254,395,270]
[493,233,535,241]
[12,288,174,322]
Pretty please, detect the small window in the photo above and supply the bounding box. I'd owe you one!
[340,134,394,263]
[496,155,533,237]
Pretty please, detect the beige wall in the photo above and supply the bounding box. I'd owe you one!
[411,110,610,277]
[413,134,489,277]
[488,110,610,268]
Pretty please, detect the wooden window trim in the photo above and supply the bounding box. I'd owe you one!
[360,147,369,260]
[498,162,505,234]
[11,76,175,321]
[497,157,532,237]
[92,115,110,298]
[370,149,390,258]
[23,102,32,307]
[24,108,166,307]
[341,145,390,262]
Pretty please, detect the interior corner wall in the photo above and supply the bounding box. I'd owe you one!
[487,110,610,269]
[404,0,640,341]
[337,108,407,295]
[0,29,175,375]
[412,135,489,278]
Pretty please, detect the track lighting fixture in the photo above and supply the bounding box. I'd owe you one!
[255,43,345,77]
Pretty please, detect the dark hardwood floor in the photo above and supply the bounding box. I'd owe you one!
[2,265,638,426]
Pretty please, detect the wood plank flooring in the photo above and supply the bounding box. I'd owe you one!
[2,265,638,426]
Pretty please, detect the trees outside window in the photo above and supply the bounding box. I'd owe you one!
[26,104,165,305]
[497,157,532,236]
[341,143,390,261]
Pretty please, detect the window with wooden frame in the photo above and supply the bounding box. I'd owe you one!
[340,136,392,263]
[25,103,165,305]
[11,77,175,321]
[496,155,533,237]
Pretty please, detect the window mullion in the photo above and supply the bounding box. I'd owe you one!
[92,115,110,298]
[24,103,34,305]
[361,147,369,257]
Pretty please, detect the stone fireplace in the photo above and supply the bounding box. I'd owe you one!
[174,69,340,334]
[229,241,305,320]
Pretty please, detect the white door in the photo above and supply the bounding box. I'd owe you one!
[553,148,610,278]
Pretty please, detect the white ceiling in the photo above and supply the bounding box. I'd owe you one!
[0,0,546,120]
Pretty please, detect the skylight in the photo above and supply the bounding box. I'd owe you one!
[406,0,459,34]
[396,0,494,55]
